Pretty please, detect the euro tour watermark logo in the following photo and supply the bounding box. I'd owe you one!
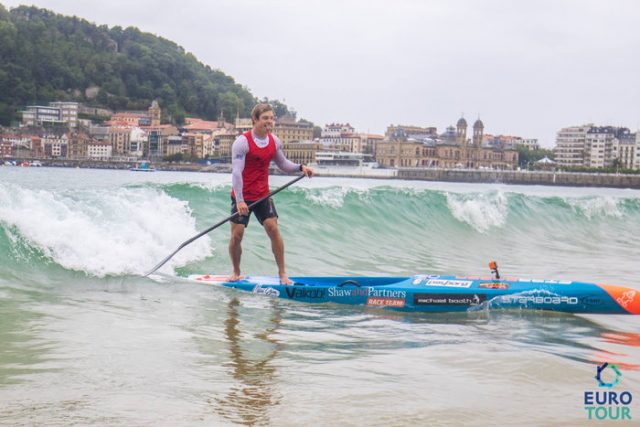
[584,362,633,421]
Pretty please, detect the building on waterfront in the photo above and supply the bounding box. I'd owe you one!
[585,126,623,168]
[376,139,437,167]
[319,123,381,154]
[165,136,185,157]
[555,124,638,170]
[108,126,132,155]
[0,139,11,158]
[376,117,518,169]
[129,127,148,157]
[554,124,592,167]
[212,127,237,160]
[361,134,384,155]
[183,133,213,159]
[42,134,69,158]
[376,123,439,167]
[0,134,39,158]
[87,141,113,160]
[234,115,253,134]
[274,115,314,144]
[67,133,91,160]
[146,125,179,159]
[320,123,355,150]
[612,129,637,170]
[281,140,321,165]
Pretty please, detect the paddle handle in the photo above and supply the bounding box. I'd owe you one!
[144,174,306,277]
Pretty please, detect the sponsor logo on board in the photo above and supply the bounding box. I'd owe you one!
[412,275,440,285]
[413,293,485,306]
[252,284,280,297]
[499,294,578,306]
[617,290,637,309]
[584,363,633,421]
[366,297,405,308]
[284,287,326,299]
[327,287,407,299]
[425,279,473,288]
[328,287,368,297]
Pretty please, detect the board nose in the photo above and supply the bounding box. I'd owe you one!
[598,284,640,314]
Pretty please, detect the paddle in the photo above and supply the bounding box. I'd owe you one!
[144,174,307,277]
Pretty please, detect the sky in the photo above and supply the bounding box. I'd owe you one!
[3,0,640,147]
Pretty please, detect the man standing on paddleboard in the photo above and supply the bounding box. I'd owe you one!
[229,103,314,285]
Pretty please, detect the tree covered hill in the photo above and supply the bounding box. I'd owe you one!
[0,4,289,125]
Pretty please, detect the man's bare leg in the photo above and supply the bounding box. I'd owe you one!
[263,218,292,285]
[228,222,245,281]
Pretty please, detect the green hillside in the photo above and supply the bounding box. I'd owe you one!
[0,4,289,125]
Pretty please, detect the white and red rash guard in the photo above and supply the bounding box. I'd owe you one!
[231,130,300,202]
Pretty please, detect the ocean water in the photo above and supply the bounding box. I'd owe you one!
[0,167,639,426]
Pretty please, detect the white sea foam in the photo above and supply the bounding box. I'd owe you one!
[176,181,230,192]
[0,183,210,277]
[569,196,623,219]
[445,191,508,233]
[300,187,369,208]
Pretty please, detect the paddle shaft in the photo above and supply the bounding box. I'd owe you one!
[144,174,306,277]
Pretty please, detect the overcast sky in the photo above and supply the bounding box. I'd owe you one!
[3,0,640,147]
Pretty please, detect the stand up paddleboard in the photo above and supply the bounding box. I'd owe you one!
[188,264,640,314]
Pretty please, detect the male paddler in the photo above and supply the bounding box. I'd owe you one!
[228,103,314,285]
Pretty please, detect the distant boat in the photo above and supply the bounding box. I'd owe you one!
[315,151,375,167]
[312,151,396,177]
[131,161,155,172]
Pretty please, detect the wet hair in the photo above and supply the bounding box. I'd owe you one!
[251,103,274,123]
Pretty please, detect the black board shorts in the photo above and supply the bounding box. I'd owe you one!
[230,197,278,227]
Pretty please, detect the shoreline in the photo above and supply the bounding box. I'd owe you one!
[4,159,640,189]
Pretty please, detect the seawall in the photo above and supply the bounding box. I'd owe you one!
[397,168,640,189]
[8,159,640,189]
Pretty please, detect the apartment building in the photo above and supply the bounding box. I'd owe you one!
[554,124,592,167]
[87,141,113,160]
[49,102,79,128]
[555,124,638,169]
[108,126,132,155]
[21,105,65,127]
[183,133,213,159]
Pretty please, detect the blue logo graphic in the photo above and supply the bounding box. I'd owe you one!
[595,362,622,388]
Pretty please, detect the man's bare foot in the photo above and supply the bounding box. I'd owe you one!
[279,275,293,285]
[227,273,242,282]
